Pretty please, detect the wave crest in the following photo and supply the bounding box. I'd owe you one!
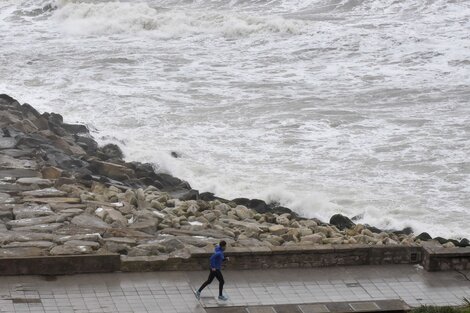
[52,0,306,37]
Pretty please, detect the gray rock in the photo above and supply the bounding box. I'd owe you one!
[103,237,137,245]
[0,155,38,169]
[63,240,100,249]
[16,177,54,187]
[21,188,67,197]
[329,214,355,230]
[128,220,157,235]
[0,182,33,194]
[0,247,46,257]
[3,240,55,249]
[158,238,185,252]
[0,192,11,204]
[71,214,110,229]
[13,205,54,219]
[55,233,102,244]
[130,242,165,256]
[50,245,93,255]
[6,232,56,242]
[234,206,254,220]
[14,223,64,233]
[0,137,17,149]
[7,215,58,228]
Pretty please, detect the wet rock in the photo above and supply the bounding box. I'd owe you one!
[0,154,38,170]
[416,232,432,241]
[329,214,355,230]
[458,238,470,247]
[89,160,134,181]
[98,143,124,160]
[393,227,413,236]
[71,214,110,229]
[434,237,449,244]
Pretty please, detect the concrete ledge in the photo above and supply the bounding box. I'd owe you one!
[423,246,470,271]
[121,244,422,272]
[204,299,410,313]
[0,254,120,275]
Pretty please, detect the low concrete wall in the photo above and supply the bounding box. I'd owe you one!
[121,244,423,272]
[0,254,120,275]
[422,246,470,271]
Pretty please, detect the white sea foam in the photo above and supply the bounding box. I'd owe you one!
[1,0,469,239]
[51,0,306,37]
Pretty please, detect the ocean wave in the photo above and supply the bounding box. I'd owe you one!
[51,0,306,37]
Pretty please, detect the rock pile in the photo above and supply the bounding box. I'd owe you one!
[0,94,467,260]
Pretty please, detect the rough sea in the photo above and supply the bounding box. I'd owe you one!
[1,0,469,238]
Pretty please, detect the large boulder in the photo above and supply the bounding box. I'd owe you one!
[329,214,355,230]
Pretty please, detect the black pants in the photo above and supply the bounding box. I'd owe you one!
[198,269,224,296]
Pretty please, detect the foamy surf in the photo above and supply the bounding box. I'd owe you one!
[51,0,306,37]
[1,0,469,240]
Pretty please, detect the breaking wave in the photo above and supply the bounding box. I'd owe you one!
[51,0,306,37]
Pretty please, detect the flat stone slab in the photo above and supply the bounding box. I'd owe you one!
[21,188,67,197]
[14,223,64,233]
[64,240,100,249]
[0,137,17,149]
[13,204,54,219]
[0,183,34,194]
[71,214,110,229]
[0,168,41,179]
[6,215,58,228]
[0,192,12,203]
[0,148,35,158]
[22,197,81,204]
[16,177,54,187]
[3,240,55,249]
[56,233,102,244]
[103,237,137,245]
[0,231,56,243]
[50,245,93,255]
[0,155,37,169]
[0,247,46,258]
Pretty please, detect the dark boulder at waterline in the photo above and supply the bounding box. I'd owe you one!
[329,214,355,230]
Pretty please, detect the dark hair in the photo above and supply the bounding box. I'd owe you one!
[219,240,227,247]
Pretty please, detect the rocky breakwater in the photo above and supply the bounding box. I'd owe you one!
[0,94,466,264]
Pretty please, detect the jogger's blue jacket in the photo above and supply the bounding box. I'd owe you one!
[209,245,225,269]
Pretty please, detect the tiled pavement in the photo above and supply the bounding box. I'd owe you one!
[0,265,469,313]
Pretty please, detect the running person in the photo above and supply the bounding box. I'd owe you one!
[196,240,228,301]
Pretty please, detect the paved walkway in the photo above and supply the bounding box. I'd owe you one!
[0,265,469,313]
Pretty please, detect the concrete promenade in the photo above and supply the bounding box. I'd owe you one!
[0,265,469,313]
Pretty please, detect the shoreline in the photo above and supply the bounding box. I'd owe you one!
[0,94,468,261]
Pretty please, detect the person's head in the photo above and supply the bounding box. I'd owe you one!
[219,240,227,251]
